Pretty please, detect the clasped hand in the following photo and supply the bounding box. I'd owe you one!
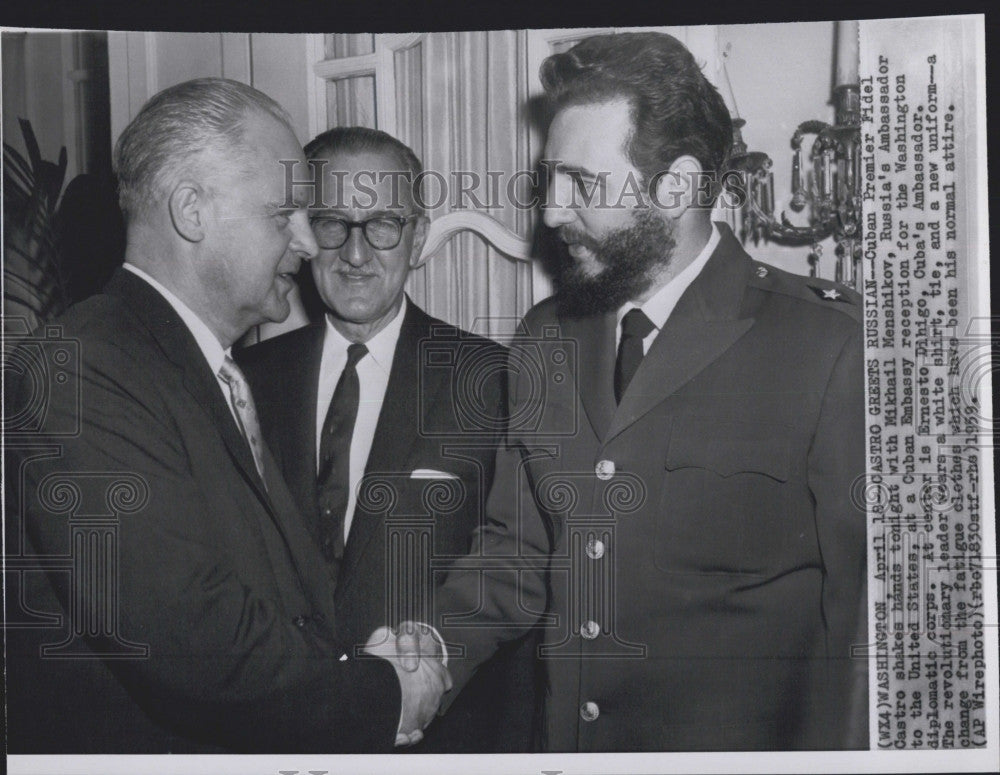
[364,622,450,746]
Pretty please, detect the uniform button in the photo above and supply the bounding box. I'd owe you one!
[321,536,335,559]
[595,460,615,480]
[581,620,600,639]
[580,701,600,722]
[293,616,308,628]
[586,537,605,560]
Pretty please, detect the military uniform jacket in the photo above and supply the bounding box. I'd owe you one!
[436,224,868,751]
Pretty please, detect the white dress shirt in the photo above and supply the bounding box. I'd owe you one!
[122,263,239,423]
[316,297,407,541]
[615,221,721,353]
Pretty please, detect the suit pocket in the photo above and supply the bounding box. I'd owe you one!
[655,416,792,576]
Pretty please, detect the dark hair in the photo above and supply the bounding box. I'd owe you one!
[304,126,424,212]
[113,77,294,222]
[540,32,732,201]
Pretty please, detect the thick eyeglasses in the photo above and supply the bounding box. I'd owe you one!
[309,214,419,250]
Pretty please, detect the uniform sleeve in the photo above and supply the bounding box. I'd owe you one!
[434,443,552,707]
[433,339,553,707]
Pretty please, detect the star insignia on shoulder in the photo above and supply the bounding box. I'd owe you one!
[809,285,852,303]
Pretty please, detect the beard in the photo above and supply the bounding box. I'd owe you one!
[554,208,677,318]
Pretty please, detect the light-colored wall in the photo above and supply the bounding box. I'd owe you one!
[718,21,839,279]
[110,32,233,137]
[3,31,111,190]
[3,33,72,174]
[251,34,312,145]
[1,33,29,155]
[107,32,313,146]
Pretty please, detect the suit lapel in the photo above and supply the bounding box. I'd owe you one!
[605,226,756,442]
[258,441,338,627]
[271,326,324,523]
[560,311,617,441]
[246,327,337,623]
[337,301,433,598]
[364,302,432,476]
[109,269,337,624]
[108,270,271,505]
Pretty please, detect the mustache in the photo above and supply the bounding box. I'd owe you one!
[557,227,598,250]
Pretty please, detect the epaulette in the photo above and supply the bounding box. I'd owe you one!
[748,261,862,322]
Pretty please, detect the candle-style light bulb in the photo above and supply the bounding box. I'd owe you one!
[835,20,860,87]
[791,148,807,211]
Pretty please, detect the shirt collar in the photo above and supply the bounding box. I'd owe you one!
[617,220,721,332]
[323,295,408,373]
[123,263,231,373]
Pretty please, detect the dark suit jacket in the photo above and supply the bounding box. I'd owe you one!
[4,268,400,753]
[435,224,868,751]
[238,299,539,752]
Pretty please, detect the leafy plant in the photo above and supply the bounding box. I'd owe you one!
[3,118,71,331]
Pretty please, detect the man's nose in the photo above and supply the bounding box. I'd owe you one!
[340,223,371,267]
[289,210,318,260]
[542,174,577,229]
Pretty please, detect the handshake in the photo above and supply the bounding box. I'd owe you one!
[364,621,451,746]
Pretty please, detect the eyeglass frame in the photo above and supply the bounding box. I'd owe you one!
[308,212,421,251]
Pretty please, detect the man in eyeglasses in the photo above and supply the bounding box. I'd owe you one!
[237,126,536,752]
[4,81,449,753]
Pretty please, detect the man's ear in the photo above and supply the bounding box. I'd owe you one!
[652,155,703,219]
[168,181,207,243]
[408,214,430,269]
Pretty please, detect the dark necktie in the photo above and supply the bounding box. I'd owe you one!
[614,308,656,403]
[317,342,368,568]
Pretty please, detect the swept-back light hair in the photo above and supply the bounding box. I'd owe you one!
[113,77,294,222]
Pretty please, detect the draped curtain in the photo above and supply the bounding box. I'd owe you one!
[317,32,535,340]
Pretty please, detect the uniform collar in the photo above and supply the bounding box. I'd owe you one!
[616,220,721,332]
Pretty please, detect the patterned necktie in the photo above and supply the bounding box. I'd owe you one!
[316,342,368,566]
[614,308,656,404]
[218,356,267,486]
